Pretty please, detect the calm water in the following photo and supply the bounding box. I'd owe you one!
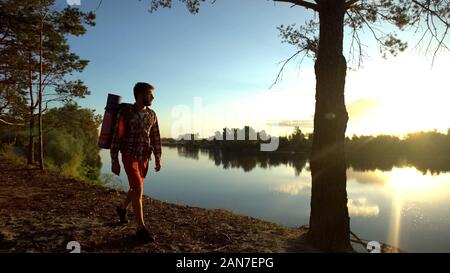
[100,147,450,252]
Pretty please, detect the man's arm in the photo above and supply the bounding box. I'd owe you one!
[110,112,125,165]
[150,111,162,164]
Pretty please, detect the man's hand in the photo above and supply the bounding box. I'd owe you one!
[112,161,120,176]
[155,161,161,172]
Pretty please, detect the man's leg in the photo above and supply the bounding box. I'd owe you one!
[121,155,152,241]
[122,154,144,227]
[121,189,133,209]
[117,189,131,223]
[131,183,145,229]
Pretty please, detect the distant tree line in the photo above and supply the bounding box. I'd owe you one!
[164,126,450,173]
[346,129,450,174]
[168,127,450,175]
[164,126,313,154]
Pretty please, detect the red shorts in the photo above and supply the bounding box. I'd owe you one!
[121,154,149,188]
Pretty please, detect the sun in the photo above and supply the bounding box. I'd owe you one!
[345,53,450,137]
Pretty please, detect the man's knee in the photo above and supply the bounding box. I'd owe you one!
[131,183,143,196]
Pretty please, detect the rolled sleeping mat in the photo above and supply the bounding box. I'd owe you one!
[98,93,122,149]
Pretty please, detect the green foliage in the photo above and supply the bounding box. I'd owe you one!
[1,103,102,181]
[43,128,84,177]
[0,143,26,164]
[277,21,319,58]
[148,0,208,13]
[43,103,102,181]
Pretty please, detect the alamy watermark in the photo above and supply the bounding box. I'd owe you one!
[66,241,81,253]
[170,97,280,151]
[367,241,381,253]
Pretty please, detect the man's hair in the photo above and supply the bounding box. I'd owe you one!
[133,82,154,100]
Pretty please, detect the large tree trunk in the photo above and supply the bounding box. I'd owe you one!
[307,0,352,251]
[27,53,35,165]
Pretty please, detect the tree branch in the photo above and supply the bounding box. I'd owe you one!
[273,0,318,11]
[345,0,360,9]
[0,118,25,126]
[270,49,305,89]
[412,0,449,28]
[345,10,365,68]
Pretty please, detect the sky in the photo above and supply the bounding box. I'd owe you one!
[59,0,450,138]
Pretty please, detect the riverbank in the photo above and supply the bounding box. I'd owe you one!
[0,155,315,253]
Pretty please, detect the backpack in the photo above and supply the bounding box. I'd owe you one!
[98,94,129,149]
[98,93,153,149]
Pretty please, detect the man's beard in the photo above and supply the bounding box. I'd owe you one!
[143,99,151,106]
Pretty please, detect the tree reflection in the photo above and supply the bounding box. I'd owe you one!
[175,146,308,176]
[174,145,450,175]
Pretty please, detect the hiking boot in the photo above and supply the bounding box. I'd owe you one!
[116,206,128,224]
[136,227,155,243]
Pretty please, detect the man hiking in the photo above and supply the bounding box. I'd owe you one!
[110,82,162,242]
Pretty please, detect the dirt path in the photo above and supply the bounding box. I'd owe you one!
[0,156,313,253]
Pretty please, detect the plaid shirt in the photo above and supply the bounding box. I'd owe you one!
[110,103,161,164]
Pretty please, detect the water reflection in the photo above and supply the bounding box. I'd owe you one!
[175,146,308,175]
[383,167,450,249]
[347,198,380,217]
[174,145,450,175]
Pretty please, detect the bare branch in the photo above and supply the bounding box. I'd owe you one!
[350,0,449,64]
[270,49,305,89]
[412,0,449,28]
[273,0,318,11]
[95,0,104,11]
[345,10,365,68]
[431,24,448,65]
